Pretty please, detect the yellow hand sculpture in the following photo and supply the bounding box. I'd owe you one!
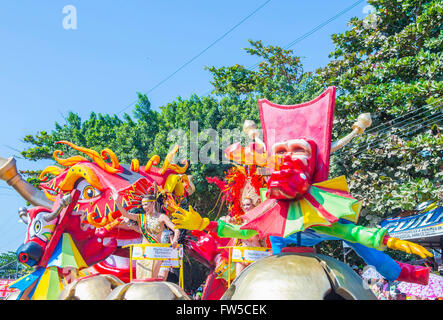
[386,237,433,259]
[171,205,210,231]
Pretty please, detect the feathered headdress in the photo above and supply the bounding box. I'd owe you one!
[207,165,266,219]
[123,181,178,216]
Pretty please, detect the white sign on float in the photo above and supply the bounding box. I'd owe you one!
[162,260,181,268]
[231,247,272,264]
[140,245,183,265]
[132,246,144,258]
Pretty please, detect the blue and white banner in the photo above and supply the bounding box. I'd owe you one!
[381,207,443,240]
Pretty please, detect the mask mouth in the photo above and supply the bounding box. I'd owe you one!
[268,179,308,200]
[267,157,312,200]
[267,186,296,200]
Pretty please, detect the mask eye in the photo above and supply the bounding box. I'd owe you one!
[289,146,306,154]
[274,145,288,155]
[76,179,101,200]
[287,140,311,156]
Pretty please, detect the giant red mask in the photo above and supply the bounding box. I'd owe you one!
[267,139,317,200]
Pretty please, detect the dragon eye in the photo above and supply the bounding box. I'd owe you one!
[34,220,41,234]
[76,179,101,200]
[82,186,96,199]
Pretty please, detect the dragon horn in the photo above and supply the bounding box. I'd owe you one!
[0,157,53,209]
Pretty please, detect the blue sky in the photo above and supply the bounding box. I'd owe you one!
[0,0,370,253]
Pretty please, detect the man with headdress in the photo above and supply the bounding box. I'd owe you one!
[172,87,432,285]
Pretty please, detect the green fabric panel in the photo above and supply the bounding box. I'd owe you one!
[312,222,388,250]
[309,186,356,217]
[60,233,78,268]
[217,220,258,239]
[260,188,268,203]
[46,267,62,300]
[283,201,304,237]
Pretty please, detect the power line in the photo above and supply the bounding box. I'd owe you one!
[334,100,441,154]
[349,114,442,157]
[343,107,442,155]
[0,260,17,270]
[352,112,442,157]
[285,0,365,50]
[248,0,365,73]
[365,101,441,134]
[352,110,442,154]
[352,116,442,158]
[2,145,24,160]
[116,0,273,115]
[200,0,366,97]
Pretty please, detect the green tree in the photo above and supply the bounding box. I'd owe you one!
[0,251,30,279]
[207,39,324,104]
[317,0,442,227]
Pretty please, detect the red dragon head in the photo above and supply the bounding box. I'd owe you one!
[15,141,192,270]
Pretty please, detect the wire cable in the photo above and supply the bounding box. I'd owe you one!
[350,110,442,154]
[351,108,442,154]
[202,0,365,96]
[335,100,442,154]
[365,101,441,134]
[352,113,443,157]
[116,0,273,115]
[200,0,366,97]
[246,0,366,73]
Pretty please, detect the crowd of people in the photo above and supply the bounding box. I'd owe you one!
[364,277,407,300]
[354,266,442,300]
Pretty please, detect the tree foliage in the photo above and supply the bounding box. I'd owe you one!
[0,251,30,279]
[318,0,442,225]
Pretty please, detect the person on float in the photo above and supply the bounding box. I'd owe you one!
[212,198,262,278]
[172,87,433,285]
[112,185,180,280]
[158,227,181,282]
[233,197,264,275]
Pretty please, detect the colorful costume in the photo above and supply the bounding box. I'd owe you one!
[173,87,432,285]
[139,212,162,243]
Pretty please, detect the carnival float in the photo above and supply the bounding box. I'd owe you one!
[0,87,433,300]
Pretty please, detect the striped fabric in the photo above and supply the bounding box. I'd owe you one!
[241,175,362,238]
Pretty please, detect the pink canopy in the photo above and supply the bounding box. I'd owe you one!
[397,273,443,299]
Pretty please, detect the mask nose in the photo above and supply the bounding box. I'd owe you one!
[283,153,294,162]
[16,242,43,267]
